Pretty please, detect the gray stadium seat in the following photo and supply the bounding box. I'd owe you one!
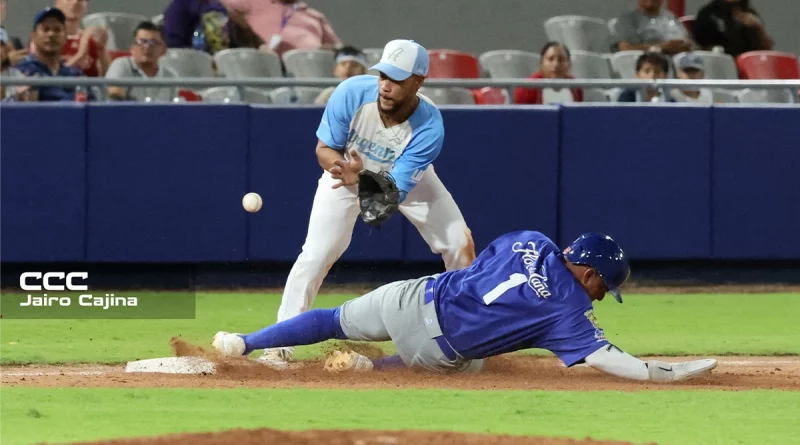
[479,50,540,79]
[544,15,611,53]
[269,87,325,104]
[570,50,613,79]
[418,87,476,105]
[200,87,273,104]
[214,49,283,78]
[152,14,164,27]
[160,49,215,78]
[711,89,740,103]
[282,49,335,78]
[82,12,149,50]
[673,51,739,80]
[737,89,797,104]
[609,50,644,79]
[583,88,611,102]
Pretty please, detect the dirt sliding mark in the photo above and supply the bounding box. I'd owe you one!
[63,428,654,445]
[3,339,799,391]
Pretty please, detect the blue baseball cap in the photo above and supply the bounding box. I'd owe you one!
[32,7,66,30]
[370,39,429,81]
[563,233,631,303]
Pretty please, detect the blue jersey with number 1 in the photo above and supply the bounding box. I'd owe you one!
[432,231,609,366]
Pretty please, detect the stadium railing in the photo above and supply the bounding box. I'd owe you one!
[3,77,799,103]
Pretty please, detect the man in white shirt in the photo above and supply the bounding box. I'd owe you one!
[671,52,713,104]
[106,21,177,102]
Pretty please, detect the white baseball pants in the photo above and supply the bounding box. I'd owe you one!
[276,165,475,323]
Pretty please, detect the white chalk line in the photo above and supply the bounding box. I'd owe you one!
[2,359,798,377]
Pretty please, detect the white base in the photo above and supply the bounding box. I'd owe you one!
[124,356,216,374]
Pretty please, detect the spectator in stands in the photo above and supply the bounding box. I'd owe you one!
[612,0,692,55]
[617,52,674,102]
[106,22,177,102]
[49,0,110,76]
[314,45,368,104]
[221,0,342,56]
[164,0,230,54]
[1,0,29,65]
[16,7,94,102]
[1,30,34,101]
[693,0,773,57]
[670,52,713,103]
[514,42,584,105]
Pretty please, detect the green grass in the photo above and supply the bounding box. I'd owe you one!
[2,388,798,445]
[2,292,798,364]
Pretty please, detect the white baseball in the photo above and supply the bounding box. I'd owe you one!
[242,192,263,213]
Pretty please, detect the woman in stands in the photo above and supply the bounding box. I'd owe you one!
[514,42,583,105]
[693,0,773,57]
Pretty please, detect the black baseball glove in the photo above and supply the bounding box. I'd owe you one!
[357,170,400,228]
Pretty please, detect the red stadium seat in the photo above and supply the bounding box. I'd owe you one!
[678,15,695,37]
[472,87,508,105]
[736,51,800,79]
[107,49,131,62]
[177,89,203,102]
[427,50,481,79]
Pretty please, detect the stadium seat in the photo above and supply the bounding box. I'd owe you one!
[269,87,324,104]
[711,89,740,103]
[583,88,611,102]
[427,50,481,79]
[478,50,540,79]
[160,49,215,78]
[200,87,274,104]
[82,12,149,50]
[472,87,508,105]
[609,50,644,79]
[282,49,336,78]
[214,48,283,78]
[419,87,476,105]
[570,50,613,79]
[176,89,203,101]
[152,14,164,27]
[544,16,611,53]
[107,50,131,62]
[363,48,383,67]
[737,88,797,104]
[674,51,738,79]
[679,15,696,37]
[736,51,800,79]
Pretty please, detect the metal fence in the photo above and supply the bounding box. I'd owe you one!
[3,77,799,103]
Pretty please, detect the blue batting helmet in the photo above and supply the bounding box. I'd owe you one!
[563,233,630,303]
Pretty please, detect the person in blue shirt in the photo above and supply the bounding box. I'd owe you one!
[214,231,718,383]
[257,39,476,369]
[15,8,94,102]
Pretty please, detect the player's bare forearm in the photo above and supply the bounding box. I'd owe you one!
[315,141,345,171]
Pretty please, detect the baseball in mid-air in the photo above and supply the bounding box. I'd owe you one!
[242,192,263,213]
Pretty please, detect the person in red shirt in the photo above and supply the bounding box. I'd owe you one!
[514,42,583,105]
[56,0,109,76]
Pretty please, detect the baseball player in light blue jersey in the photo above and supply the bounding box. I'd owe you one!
[260,39,476,367]
[214,231,718,382]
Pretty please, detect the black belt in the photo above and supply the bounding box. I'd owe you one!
[423,278,458,361]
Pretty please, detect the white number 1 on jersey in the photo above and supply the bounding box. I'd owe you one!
[482,273,527,305]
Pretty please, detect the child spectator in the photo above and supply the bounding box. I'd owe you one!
[617,52,675,102]
[671,53,713,103]
[314,45,367,104]
[514,42,584,105]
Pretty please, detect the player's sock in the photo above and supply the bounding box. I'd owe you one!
[241,307,347,354]
[373,354,406,370]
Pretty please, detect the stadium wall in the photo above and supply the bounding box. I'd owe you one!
[2,103,799,267]
[6,0,800,58]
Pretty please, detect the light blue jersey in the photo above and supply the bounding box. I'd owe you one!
[315,75,445,202]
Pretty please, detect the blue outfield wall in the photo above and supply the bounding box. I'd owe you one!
[1,103,798,263]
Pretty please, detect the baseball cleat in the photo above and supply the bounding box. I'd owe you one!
[255,348,291,370]
[211,331,246,357]
[678,358,718,379]
[324,350,374,373]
